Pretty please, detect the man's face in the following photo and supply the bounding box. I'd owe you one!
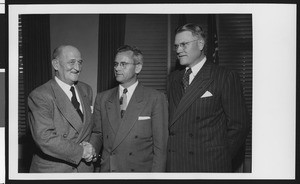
[174,31,204,68]
[114,51,141,87]
[53,46,83,85]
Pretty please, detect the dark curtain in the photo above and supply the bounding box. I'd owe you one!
[207,14,219,64]
[20,14,51,172]
[22,15,52,99]
[97,14,126,93]
[178,14,187,28]
[175,14,187,71]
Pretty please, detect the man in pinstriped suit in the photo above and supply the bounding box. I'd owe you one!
[166,23,250,172]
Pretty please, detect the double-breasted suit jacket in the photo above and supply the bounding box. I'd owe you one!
[28,79,95,172]
[91,83,168,172]
[167,61,250,172]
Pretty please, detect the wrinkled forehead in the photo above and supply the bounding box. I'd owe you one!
[175,31,196,43]
[60,46,81,59]
[115,50,134,61]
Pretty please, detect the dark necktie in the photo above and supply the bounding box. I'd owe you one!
[119,88,128,118]
[70,86,84,122]
[182,68,192,92]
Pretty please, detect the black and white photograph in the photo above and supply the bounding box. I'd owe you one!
[5,2,297,183]
[16,13,252,174]
[1,0,6,182]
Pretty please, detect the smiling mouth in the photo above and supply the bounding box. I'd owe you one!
[178,55,186,58]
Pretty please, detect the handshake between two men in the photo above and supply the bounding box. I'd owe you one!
[80,141,97,163]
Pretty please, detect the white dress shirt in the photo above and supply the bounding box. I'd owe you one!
[55,76,82,111]
[186,57,207,84]
[119,81,139,105]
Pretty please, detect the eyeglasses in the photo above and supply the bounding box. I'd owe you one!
[68,59,83,66]
[114,62,137,69]
[173,39,200,51]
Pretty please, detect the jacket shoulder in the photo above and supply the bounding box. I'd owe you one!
[210,64,240,79]
[77,81,92,90]
[140,85,166,99]
[29,79,53,96]
[95,86,118,100]
[169,69,184,78]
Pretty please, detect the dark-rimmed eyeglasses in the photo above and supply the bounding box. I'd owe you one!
[114,62,137,69]
[173,39,200,51]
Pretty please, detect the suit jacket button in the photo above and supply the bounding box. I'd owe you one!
[131,169,135,172]
[129,152,132,156]
[135,135,138,138]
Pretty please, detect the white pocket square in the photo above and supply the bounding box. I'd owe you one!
[138,116,151,120]
[201,91,213,98]
[90,106,93,113]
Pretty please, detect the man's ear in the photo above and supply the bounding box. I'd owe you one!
[135,64,142,74]
[52,59,59,70]
[197,39,205,51]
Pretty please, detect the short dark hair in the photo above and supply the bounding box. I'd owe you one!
[175,23,207,53]
[116,45,143,65]
[175,23,206,41]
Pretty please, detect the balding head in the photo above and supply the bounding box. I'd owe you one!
[52,45,83,85]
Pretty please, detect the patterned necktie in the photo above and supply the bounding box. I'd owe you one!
[70,86,84,122]
[182,68,192,92]
[120,88,128,118]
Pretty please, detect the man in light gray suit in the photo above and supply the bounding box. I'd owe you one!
[28,45,100,172]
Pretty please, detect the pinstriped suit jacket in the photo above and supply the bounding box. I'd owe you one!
[166,61,250,172]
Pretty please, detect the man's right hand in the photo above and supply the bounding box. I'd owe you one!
[80,141,96,162]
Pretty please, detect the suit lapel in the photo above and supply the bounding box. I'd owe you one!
[170,63,214,127]
[105,87,121,135]
[50,79,82,133]
[75,84,91,141]
[112,84,146,151]
[171,70,185,108]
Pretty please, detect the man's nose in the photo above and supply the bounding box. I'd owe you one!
[74,61,81,71]
[176,46,183,53]
[114,63,122,71]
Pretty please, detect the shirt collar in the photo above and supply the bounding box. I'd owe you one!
[186,56,207,77]
[55,76,74,92]
[119,80,139,97]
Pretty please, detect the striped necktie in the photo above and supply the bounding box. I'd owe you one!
[182,68,192,92]
[120,88,128,118]
[70,86,84,121]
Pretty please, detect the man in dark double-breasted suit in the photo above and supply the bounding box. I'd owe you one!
[167,23,250,172]
[91,45,168,172]
[28,45,100,172]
